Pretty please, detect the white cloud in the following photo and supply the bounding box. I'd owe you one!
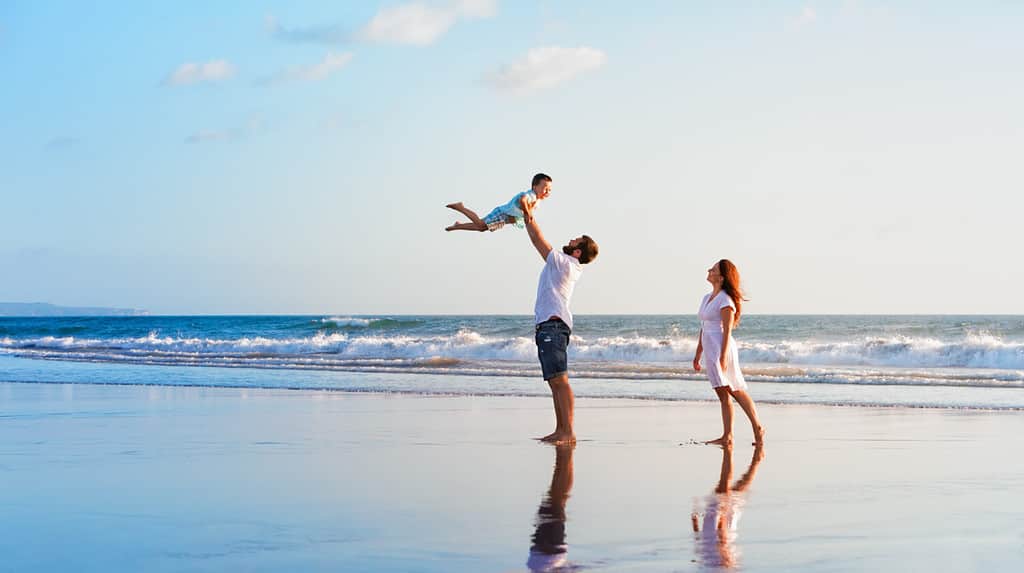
[259,52,353,86]
[358,0,496,46]
[489,46,606,95]
[360,4,455,45]
[264,15,348,45]
[163,60,235,86]
[791,5,817,27]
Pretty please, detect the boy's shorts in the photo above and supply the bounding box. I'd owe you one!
[482,212,507,232]
[535,318,571,380]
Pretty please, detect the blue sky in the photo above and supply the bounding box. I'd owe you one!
[1,1,1022,314]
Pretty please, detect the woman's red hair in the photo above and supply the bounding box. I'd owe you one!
[718,259,746,324]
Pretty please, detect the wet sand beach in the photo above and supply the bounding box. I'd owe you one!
[1,381,1022,572]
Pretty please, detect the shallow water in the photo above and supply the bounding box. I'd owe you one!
[2,315,1024,393]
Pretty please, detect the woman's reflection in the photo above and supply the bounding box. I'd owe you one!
[691,444,764,569]
[527,444,577,572]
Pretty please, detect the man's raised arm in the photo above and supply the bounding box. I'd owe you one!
[525,217,553,262]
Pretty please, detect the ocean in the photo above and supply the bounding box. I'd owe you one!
[2,314,1023,410]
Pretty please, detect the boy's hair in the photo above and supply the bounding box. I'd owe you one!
[532,173,552,188]
[577,235,599,264]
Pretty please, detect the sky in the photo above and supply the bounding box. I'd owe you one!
[1,1,1022,315]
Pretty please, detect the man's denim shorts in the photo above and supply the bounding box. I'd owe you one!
[535,319,571,380]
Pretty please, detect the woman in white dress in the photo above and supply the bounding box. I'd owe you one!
[692,260,765,446]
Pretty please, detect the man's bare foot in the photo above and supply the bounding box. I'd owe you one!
[705,435,733,446]
[536,431,558,442]
[752,426,766,446]
[540,432,576,445]
[445,202,463,210]
[445,221,460,232]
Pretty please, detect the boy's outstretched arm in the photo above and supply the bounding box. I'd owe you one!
[525,217,553,262]
[519,195,534,224]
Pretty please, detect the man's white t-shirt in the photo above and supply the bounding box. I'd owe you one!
[534,250,583,329]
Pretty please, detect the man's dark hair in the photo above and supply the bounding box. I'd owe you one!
[532,173,552,188]
[577,235,599,265]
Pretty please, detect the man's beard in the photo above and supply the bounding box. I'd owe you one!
[562,245,575,256]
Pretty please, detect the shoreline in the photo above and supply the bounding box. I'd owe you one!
[2,354,1022,411]
[5,377,1024,413]
[7,352,1024,390]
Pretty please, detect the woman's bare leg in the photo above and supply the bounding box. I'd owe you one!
[706,386,733,445]
[729,389,765,445]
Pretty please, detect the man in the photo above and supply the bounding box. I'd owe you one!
[525,214,599,444]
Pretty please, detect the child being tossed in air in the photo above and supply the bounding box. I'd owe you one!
[445,173,552,232]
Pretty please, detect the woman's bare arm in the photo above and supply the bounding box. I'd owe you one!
[719,307,734,372]
[693,329,704,371]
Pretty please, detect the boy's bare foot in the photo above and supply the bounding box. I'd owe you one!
[445,202,463,210]
[752,426,766,446]
[705,435,733,446]
[539,431,576,445]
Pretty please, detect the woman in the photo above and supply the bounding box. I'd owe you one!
[693,260,766,446]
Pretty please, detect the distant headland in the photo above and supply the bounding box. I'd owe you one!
[0,302,147,317]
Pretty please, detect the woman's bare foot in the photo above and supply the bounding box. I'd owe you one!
[445,202,463,210]
[540,431,576,445]
[752,426,766,446]
[705,435,733,446]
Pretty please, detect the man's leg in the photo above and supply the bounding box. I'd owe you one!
[536,321,574,444]
[540,385,563,441]
[542,373,575,444]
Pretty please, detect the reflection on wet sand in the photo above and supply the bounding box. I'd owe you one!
[692,445,765,570]
[527,445,577,572]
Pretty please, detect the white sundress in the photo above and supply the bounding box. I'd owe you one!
[699,291,747,390]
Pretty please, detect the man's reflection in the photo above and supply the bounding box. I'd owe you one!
[527,444,576,572]
[691,444,764,569]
